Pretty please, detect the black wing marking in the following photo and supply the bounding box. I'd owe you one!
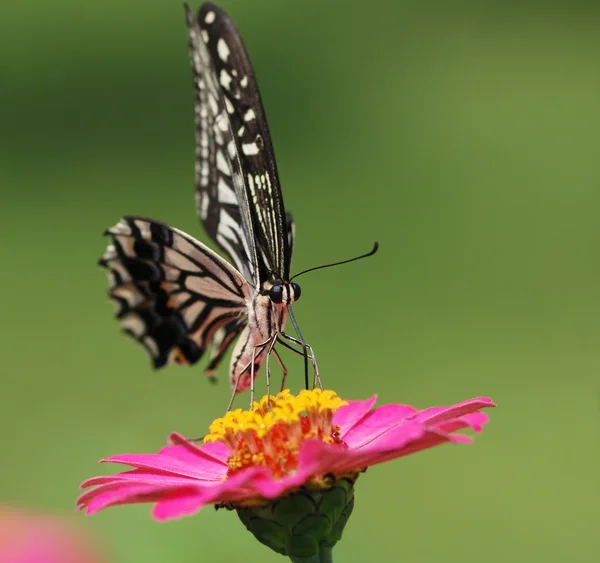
[185,3,258,287]
[188,2,291,284]
[205,316,246,374]
[99,217,249,371]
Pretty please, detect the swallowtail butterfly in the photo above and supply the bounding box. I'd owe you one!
[100,2,317,399]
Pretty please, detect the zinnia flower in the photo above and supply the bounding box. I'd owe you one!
[78,389,494,561]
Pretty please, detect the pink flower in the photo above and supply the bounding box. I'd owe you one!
[0,506,107,563]
[78,389,495,520]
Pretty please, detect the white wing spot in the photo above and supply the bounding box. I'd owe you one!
[264,171,273,196]
[216,113,229,132]
[201,160,209,179]
[110,220,132,236]
[121,313,145,338]
[244,109,256,122]
[198,192,209,220]
[237,125,245,137]
[143,336,159,357]
[201,29,209,43]
[224,97,234,115]
[103,244,116,259]
[242,142,260,156]
[240,76,248,88]
[217,177,238,205]
[219,69,232,90]
[217,38,230,62]
[217,210,244,253]
[227,141,236,159]
[247,174,257,201]
[216,149,231,176]
[133,220,152,239]
[204,11,216,24]
[208,94,219,117]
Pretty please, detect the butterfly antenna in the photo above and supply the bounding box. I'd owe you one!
[291,241,379,281]
[286,305,309,389]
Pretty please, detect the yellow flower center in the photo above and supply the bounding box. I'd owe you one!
[205,389,348,479]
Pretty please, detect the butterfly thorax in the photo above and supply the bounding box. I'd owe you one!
[228,281,300,392]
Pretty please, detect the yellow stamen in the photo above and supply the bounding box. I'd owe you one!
[204,389,348,479]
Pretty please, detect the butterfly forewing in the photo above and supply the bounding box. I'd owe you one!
[185,4,258,287]
[189,2,290,284]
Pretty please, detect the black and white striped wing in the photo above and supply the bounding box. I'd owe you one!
[99,217,249,371]
[186,2,291,285]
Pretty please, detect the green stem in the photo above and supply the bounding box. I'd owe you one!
[289,547,333,563]
[319,546,334,563]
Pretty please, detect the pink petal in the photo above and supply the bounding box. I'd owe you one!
[199,466,310,504]
[165,433,229,464]
[78,482,170,515]
[151,489,211,521]
[436,411,490,434]
[342,398,494,451]
[297,420,427,474]
[151,467,279,520]
[81,469,200,488]
[341,403,419,448]
[415,397,495,425]
[150,468,272,520]
[334,396,377,439]
[100,448,225,481]
[297,427,470,475]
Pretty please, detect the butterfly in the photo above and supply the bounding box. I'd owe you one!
[99,2,318,402]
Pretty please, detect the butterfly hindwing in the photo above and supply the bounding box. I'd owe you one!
[100,217,249,371]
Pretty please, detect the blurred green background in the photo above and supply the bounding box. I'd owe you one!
[1,1,598,561]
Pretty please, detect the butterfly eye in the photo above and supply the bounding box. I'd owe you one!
[268,284,284,303]
[291,282,301,302]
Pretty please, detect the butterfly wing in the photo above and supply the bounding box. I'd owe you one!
[99,217,249,371]
[186,2,291,285]
[185,4,258,287]
[285,212,295,275]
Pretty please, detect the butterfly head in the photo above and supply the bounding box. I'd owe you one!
[265,282,301,305]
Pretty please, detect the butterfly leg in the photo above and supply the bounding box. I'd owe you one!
[226,356,259,411]
[271,347,288,391]
[279,334,322,390]
[228,338,271,410]
[263,335,287,399]
[226,368,246,412]
[276,337,315,367]
[248,339,269,405]
[227,347,261,412]
[249,348,257,406]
